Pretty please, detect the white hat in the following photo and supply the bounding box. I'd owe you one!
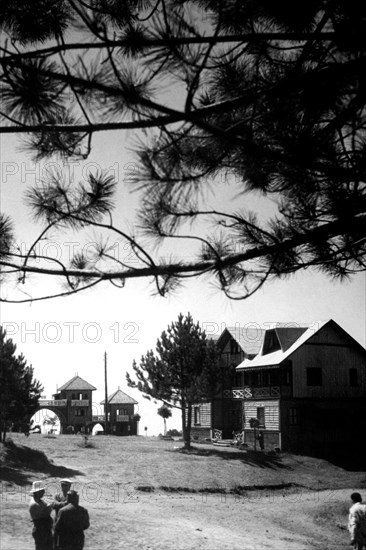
[60,479,72,485]
[30,481,46,495]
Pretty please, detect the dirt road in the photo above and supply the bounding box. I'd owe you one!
[0,485,353,550]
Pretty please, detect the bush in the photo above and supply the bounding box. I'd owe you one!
[166,429,182,437]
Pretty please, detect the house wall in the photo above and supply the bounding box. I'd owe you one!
[291,324,366,399]
[108,403,136,436]
[58,389,94,429]
[243,399,280,430]
[280,398,366,454]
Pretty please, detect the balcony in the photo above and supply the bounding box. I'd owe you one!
[39,399,67,407]
[71,399,89,407]
[116,414,130,422]
[224,386,283,399]
[92,415,105,422]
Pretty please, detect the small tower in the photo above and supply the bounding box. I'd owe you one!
[100,388,138,436]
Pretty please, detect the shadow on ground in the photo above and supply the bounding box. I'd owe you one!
[0,440,83,485]
[315,452,366,473]
[168,445,290,470]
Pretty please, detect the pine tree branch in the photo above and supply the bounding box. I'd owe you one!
[1,213,364,286]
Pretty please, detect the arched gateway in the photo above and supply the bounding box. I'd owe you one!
[33,375,139,435]
[36,375,97,434]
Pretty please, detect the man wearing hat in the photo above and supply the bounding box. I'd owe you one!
[29,481,54,550]
[53,479,72,517]
[54,490,90,550]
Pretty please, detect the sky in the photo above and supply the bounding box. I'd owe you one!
[1,116,366,437]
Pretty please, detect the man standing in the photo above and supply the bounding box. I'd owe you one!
[53,479,72,516]
[29,481,53,550]
[54,490,89,550]
[349,492,366,550]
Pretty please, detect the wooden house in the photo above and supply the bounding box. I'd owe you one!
[190,325,266,440]
[51,374,97,433]
[190,320,366,455]
[101,388,139,436]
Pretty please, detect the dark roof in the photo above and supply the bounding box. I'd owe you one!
[263,326,308,354]
[100,388,138,405]
[58,375,96,391]
[217,327,266,356]
[236,319,366,370]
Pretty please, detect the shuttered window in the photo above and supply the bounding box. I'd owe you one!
[194,406,200,425]
[257,407,265,427]
[288,407,298,425]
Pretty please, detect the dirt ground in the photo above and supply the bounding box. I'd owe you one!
[0,435,363,550]
[0,486,356,549]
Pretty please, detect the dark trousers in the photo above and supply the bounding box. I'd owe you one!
[54,534,84,550]
[32,518,53,550]
[32,529,53,550]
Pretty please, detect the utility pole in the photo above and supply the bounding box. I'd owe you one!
[104,351,109,435]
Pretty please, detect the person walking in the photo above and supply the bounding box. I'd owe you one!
[54,490,89,550]
[348,492,366,550]
[257,431,265,451]
[29,481,54,550]
[53,479,72,517]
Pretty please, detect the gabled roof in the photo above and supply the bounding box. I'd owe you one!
[100,388,138,405]
[217,326,266,356]
[236,319,366,370]
[261,326,308,355]
[58,375,96,391]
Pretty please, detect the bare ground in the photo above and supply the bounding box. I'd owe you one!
[1,434,365,550]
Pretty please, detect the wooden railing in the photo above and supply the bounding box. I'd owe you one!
[223,386,282,399]
[71,399,89,406]
[116,415,130,422]
[92,415,105,422]
[39,399,67,407]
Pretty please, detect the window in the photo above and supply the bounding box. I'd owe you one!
[288,407,299,426]
[257,407,265,427]
[306,367,322,386]
[349,368,358,387]
[281,361,292,385]
[235,371,244,387]
[194,406,200,425]
[75,409,84,417]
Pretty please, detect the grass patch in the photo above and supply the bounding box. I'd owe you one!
[0,439,83,485]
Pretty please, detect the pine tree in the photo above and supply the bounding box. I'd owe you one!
[0,327,43,442]
[0,1,365,301]
[127,313,228,449]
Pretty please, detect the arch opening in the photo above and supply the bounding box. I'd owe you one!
[30,408,65,435]
[91,423,104,436]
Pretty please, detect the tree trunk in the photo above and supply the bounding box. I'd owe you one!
[163,418,166,436]
[181,403,191,449]
[185,405,192,450]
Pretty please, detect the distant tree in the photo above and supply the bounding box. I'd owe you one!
[0,1,365,303]
[133,413,141,422]
[0,327,43,442]
[42,414,57,433]
[157,405,172,436]
[127,313,227,449]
